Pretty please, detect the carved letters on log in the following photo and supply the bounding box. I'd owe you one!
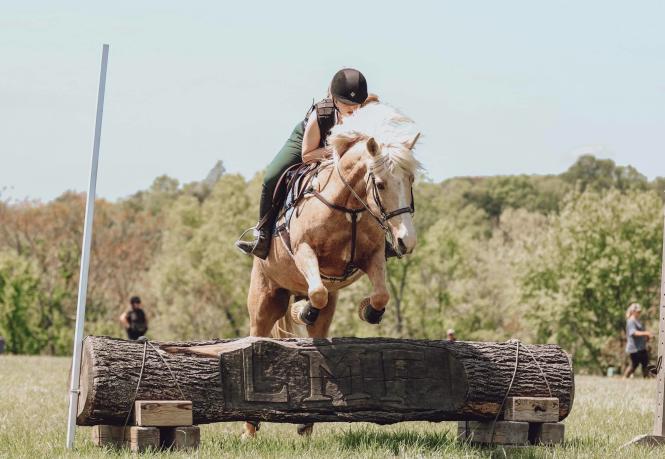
[226,340,466,411]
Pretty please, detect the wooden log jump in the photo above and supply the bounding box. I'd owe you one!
[76,336,574,426]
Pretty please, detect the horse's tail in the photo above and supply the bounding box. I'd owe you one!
[270,297,309,339]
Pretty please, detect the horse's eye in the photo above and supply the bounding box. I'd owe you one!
[376,182,386,191]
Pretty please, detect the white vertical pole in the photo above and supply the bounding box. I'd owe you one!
[66,44,109,449]
[654,207,665,436]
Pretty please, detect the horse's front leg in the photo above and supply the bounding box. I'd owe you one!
[359,249,390,324]
[290,242,328,325]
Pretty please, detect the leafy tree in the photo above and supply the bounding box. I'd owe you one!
[0,252,41,354]
[149,174,255,339]
[562,155,648,192]
[523,190,662,371]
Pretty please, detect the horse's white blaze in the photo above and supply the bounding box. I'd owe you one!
[386,178,416,254]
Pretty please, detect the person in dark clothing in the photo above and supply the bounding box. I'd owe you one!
[119,296,148,340]
[623,303,653,378]
[235,68,375,259]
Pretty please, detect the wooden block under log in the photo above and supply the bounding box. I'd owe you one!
[134,400,193,426]
[159,426,200,449]
[77,336,575,426]
[503,397,559,422]
[128,426,160,452]
[91,425,125,447]
[458,420,529,445]
[529,422,565,445]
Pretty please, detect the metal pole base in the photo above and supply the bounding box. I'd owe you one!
[621,434,665,449]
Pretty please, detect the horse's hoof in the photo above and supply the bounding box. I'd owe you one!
[358,297,385,324]
[242,420,259,440]
[291,300,320,326]
[297,423,314,436]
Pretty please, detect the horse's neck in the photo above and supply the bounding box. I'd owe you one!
[319,150,368,209]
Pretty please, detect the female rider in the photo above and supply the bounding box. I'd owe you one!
[236,68,372,259]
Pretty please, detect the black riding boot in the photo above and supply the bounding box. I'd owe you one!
[235,185,278,260]
[235,226,272,259]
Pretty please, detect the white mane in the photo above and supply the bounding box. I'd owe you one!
[328,103,422,175]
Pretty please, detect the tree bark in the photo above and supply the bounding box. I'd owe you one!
[76,336,574,426]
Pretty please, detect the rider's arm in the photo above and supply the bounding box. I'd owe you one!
[301,111,330,163]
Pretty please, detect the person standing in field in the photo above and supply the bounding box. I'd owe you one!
[623,303,653,378]
[119,296,148,340]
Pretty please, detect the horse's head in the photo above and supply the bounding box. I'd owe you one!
[329,103,422,256]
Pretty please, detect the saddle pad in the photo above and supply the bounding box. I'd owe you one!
[273,163,317,236]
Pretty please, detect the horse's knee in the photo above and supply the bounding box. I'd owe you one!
[308,285,328,309]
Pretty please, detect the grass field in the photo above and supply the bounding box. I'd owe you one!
[0,354,661,458]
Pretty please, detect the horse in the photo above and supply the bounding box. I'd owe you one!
[243,103,421,438]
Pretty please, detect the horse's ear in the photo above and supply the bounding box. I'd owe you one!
[330,132,361,155]
[406,132,421,150]
[367,137,379,157]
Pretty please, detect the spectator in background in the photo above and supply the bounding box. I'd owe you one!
[623,303,652,378]
[447,329,457,342]
[119,296,148,340]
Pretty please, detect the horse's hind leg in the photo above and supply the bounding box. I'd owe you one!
[296,291,339,436]
[243,261,290,438]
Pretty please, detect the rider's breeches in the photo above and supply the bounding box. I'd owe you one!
[258,122,305,228]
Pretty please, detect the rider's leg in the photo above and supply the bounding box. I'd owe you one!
[236,122,305,259]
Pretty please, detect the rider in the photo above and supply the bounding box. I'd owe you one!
[236,68,373,259]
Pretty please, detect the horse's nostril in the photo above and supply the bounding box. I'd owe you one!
[398,238,407,254]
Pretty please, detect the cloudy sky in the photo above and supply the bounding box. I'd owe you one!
[2,0,664,201]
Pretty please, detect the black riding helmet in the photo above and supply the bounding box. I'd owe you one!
[330,68,368,105]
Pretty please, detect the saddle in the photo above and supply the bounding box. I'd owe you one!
[272,162,318,239]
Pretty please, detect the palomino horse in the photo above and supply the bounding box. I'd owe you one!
[244,103,421,437]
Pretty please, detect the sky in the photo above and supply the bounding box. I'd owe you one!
[2,0,664,202]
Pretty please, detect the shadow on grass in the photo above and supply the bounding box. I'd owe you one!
[336,428,457,455]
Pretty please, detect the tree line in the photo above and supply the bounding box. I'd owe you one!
[1,156,663,373]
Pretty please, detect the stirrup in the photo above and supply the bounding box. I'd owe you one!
[235,226,271,260]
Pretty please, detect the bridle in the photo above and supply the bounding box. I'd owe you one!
[333,153,415,239]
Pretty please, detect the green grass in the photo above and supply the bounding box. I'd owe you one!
[0,354,661,458]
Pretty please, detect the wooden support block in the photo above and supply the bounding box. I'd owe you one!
[458,420,529,445]
[529,422,565,445]
[91,425,125,447]
[159,426,200,450]
[134,400,193,427]
[128,426,160,452]
[503,397,559,422]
